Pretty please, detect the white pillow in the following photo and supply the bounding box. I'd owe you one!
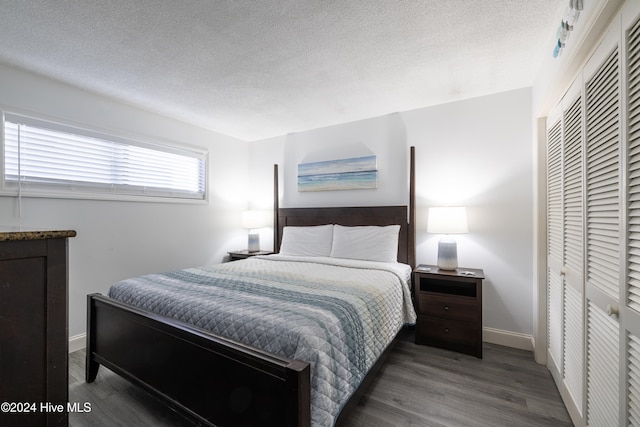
[330,224,400,263]
[279,224,334,257]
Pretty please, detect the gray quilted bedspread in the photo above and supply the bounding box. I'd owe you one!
[108,255,416,426]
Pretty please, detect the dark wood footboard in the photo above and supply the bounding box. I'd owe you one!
[86,294,310,427]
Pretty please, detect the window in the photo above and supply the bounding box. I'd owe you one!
[2,113,207,200]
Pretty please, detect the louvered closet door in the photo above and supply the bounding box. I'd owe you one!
[624,2,640,425]
[562,86,584,416]
[544,3,640,426]
[545,76,585,422]
[547,107,564,373]
[546,83,585,413]
[584,14,622,427]
[547,73,585,419]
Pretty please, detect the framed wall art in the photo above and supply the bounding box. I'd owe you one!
[297,155,377,192]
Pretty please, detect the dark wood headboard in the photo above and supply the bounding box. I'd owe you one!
[276,206,412,265]
[272,146,416,267]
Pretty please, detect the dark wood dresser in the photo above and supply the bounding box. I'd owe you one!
[414,265,484,358]
[0,228,76,426]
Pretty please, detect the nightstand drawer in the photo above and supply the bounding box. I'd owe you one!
[417,316,480,355]
[417,293,478,323]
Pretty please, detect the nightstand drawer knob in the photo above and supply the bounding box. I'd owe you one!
[444,328,449,333]
[444,305,450,311]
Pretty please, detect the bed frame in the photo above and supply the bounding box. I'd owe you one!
[86,147,416,426]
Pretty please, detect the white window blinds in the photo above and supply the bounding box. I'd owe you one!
[3,113,206,200]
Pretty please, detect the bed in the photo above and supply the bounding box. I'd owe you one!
[86,148,417,426]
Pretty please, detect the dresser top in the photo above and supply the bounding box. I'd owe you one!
[0,226,76,241]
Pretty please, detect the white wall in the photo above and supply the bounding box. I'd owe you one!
[0,64,250,337]
[250,88,535,339]
[248,114,410,251]
[0,66,535,342]
[281,114,409,208]
[406,88,534,337]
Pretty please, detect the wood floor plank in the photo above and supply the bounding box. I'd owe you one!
[69,330,571,426]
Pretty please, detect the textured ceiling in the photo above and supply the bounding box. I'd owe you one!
[0,1,565,141]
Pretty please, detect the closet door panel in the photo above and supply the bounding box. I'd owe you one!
[584,16,621,426]
[586,302,620,426]
[548,113,564,275]
[548,269,564,368]
[563,95,584,289]
[624,2,640,424]
[625,1,640,317]
[561,82,585,416]
[547,108,564,372]
[585,28,621,303]
[628,333,640,425]
[564,284,584,408]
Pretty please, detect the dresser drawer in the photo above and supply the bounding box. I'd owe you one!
[417,292,478,323]
[416,315,481,355]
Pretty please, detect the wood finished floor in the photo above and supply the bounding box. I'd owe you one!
[69,330,572,427]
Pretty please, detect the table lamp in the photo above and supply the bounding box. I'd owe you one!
[427,207,468,270]
[242,210,269,252]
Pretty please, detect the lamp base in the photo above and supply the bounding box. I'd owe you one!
[437,236,458,270]
[248,233,260,252]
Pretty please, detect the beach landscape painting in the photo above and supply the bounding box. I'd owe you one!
[298,155,377,192]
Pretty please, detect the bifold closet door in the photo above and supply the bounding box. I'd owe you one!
[545,2,640,425]
[623,1,640,424]
[546,74,585,419]
[584,13,621,426]
[561,85,584,416]
[545,77,585,420]
[546,108,564,374]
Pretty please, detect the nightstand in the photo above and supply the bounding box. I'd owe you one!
[227,249,274,261]
[413,265,484,358]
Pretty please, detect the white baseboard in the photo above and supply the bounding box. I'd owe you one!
[483,327,534,352]
[69,333,86,353]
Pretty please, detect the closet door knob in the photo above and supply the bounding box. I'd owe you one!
[606,304,619,317]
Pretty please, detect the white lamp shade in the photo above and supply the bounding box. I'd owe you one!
[427,207,468,234]
[241,210,270,230]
